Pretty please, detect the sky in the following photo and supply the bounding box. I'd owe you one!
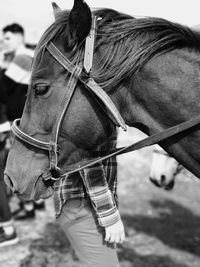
[0,0,199,43]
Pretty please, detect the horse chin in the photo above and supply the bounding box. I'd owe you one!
[33,175,54,201]
[33,186,54,201]
[15,180,54,202]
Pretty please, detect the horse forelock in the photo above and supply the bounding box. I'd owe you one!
[33,8,200,92]
[31,9,86,84]
[31,10,70,73]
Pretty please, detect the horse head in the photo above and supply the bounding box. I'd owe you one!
[149,145,182,190]
[4,1,200,201]
[4,1,116,200]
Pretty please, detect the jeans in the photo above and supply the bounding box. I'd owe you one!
[56,198,120,267]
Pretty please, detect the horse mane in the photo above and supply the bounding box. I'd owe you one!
[33,8,200,90]
[93,9,200,89]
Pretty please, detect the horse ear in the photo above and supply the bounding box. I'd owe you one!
[51,2,62,20]
[67,0,92,48]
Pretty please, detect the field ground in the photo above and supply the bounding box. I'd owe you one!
[1,127,200,267]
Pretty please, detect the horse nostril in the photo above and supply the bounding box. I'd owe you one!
[4,174,16,193]
[160,174,166,184]
[165,179,175,191]
[149,177,161,188]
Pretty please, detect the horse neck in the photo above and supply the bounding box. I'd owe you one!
[115,50,200,178]
[118,50,200,131]
[111,80,160,135]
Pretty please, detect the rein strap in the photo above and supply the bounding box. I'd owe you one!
[61,115,200,175]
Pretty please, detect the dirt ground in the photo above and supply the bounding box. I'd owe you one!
[1,127,200,267]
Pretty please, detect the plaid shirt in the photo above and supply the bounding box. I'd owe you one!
[53,139,120,227]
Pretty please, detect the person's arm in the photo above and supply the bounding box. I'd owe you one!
[0,53,31,100]
[80,162,125,244]
[80,163,120,226]
[5,54,32,85]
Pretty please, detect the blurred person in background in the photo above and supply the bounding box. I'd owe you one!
[0,23,33,119]
[0,23,45,247]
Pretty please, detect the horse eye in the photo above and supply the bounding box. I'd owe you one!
[34,84,50,96]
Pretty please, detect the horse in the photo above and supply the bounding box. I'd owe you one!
[4,0,200,201]
[149,145,182,190]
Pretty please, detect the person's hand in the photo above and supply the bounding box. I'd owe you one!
[104,219,125,245]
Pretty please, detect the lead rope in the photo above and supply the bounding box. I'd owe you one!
[60,115,200,176]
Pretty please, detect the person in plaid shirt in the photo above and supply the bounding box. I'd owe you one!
[54,136,125,266]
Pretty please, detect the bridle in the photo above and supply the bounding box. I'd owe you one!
[11,16,200,182]
[11,16,126,180]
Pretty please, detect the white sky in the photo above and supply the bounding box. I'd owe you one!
[0,0,199,43]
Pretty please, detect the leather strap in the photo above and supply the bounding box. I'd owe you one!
[61,115,200,175]
[47,42,127,131]
[49,65,83,171]
[84,16,97,73]
[12,119,50,150]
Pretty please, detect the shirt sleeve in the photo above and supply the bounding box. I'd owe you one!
[80,163,121,227]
